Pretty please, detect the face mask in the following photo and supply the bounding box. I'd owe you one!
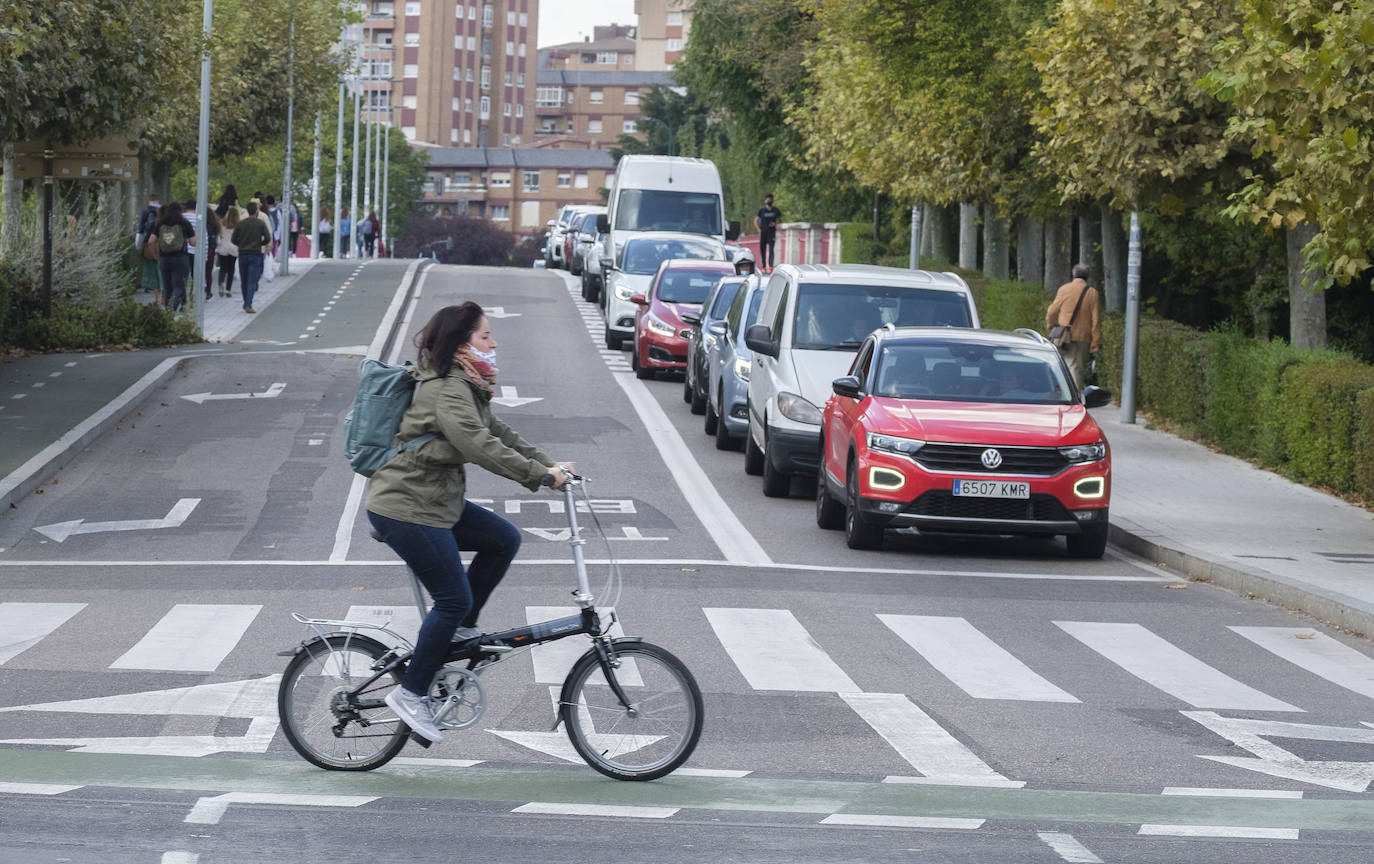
[470,346,497,366]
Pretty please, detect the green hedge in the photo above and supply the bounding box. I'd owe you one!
[1356,389,1374,504]
[1278,358,1374,492]
[10,299,203,351]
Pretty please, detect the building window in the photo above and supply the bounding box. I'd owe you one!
[588,119,603,134]
[515,104,523,118]
[574,173,589,189]
[481,35,491,58]
[482,5,493,27]
[404,33,420,47]
[504,71,512,86]
[490,171,511,188]
[522,170,540,191]
[668,11,683,26]
[466,67,473,81]
[452,97,460,111]
[464,97,472,113]
[490,204,510,222]
[463,128,471,143]
[519,12,528,27]
[403,64,418,78]
[503,40,512,56]
[556,173,571,188]
[518,44,526,57]
[371,60,392,78]
[455,4,464,17]
[501,134,510,146]
[405,2,420,15]
[479,96,490,119]
[481,67,490,89]
[453,172,471,187]
[469,6,476,20]
[535,87,563,108]
[624,54,633,65]
[566,90,575,105]
[450,129,459,143]
[503,102,511,117]
[667,38,682,51]
[623,119,637,133]
[596,51,618,65]
[402,95,418,109]
[517,73,525,87]
[506,10,515,26]
[589,90,604,104]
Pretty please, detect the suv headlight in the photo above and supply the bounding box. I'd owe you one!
[646,314,676,336]
[613,281,635,301]
[777,392,822,425]
[733,357,751,381]
[867,432,926,458]
[1058,442,1106,463]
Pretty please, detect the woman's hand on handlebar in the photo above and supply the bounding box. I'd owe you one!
[544,462,575,489]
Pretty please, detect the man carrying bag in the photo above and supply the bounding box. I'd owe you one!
[1045,263,1100,391]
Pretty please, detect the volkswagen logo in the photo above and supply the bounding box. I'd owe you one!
[980,448,1003,469]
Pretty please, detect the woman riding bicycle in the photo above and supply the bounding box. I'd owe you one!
[366,302,571,743]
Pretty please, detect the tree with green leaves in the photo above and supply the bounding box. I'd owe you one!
[609,86,716,161]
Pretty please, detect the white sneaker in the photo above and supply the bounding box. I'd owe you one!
[385,687,444,743]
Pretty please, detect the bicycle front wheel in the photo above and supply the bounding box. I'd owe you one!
[560,640,703,781]
[277,634,409,771]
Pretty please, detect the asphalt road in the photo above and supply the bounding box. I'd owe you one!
[1,265,1372,863]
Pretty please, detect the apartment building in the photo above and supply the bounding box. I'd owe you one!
[360,0,539,148]
[634,0,694,70]
[418,146,616,231]
[532,69,674,148]
[539,26,638,72]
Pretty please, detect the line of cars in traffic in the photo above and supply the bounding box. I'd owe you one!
[547,155,1116,558]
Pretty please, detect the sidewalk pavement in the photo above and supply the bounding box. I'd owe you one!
[1095,410,1374,636]
[141,257,319,343]
[2,270,1372,636]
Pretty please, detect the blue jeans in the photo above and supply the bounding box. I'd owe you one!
[238,253,264,308]
[367,502,522,695]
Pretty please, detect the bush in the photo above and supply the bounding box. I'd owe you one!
[977,277,1048,333]
[1135,318,1210,435]
[1355,389,1374,504]
[13,299,203,351]
[1204,326,1263,457]
[1250,338,1306,466]
[838,222,876,265]
[1277,357,1374,492]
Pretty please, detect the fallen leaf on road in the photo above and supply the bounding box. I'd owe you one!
[1296,632,1316,639]
[1163,583,1187,589]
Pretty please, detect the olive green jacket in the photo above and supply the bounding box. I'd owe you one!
[365,363,552,527]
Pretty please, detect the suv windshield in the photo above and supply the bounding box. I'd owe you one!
[657,267,732,304]
[621,238,723,275]
[873,343,1073,404]
[792,283,973,350]
[614,189,723,236]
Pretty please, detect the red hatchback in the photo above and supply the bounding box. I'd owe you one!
[631,259,737,379]
[816,327,1113,557]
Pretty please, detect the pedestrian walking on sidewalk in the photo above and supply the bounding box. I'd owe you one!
[754,193,781,273]
[339,207,351,259]
[318,205,333,258]
[217,207,241,298]
[215,185,239,219]
[136,194,163,299]
[360,210,378,257]
[232,200,273,313]
[156,203,195,313]
[196,204,222,299]
[1045,263,1101,391]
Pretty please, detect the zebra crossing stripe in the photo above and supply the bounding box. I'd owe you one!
[841,692,1017,785]
[877,614,1079,703]
[1036,831,1102,863]
[0,602,86,665]
[1054,622,1301,711]
[110,604,263,672]
[703,608,858,691]
[1229,626,1374,701]
[512,802,679,818]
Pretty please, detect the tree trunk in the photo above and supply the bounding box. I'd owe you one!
[1016,218,1043,286]
[2,143,21,256]
[1077,211,1103,289]
[919,202,934,257]
[1043,215,1073,292]
[1286,223,1327,349]
[930,203,956,263]
[958,203,979,270]
[1100,206,1126,314]
[982,204,1010,279]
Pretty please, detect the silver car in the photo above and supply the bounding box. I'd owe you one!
[601,232,727,350]
[705,275,766,450]
[581,231,608,303]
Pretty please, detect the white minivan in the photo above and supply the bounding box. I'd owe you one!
[743,264,980,497]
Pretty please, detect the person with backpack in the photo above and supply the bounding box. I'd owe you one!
[363,302,572,743]
[156,202,195,312]
[136,194,163,298]
[231,200,273,313]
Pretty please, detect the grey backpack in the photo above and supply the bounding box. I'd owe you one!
[343,359,438,477]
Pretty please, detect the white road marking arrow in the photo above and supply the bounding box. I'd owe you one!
[34,498,201,543]
[484,306,520,319]
[1186,710,1374,792]
[491,386,543,408]
[181,382,286,404]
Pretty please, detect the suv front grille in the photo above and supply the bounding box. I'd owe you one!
[907,491,1070,522]
[915,443,1067,476]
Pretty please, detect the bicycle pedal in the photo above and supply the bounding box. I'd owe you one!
[409,732,433,749]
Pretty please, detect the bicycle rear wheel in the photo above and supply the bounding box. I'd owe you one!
[560,640,703,781]
[277,634,410,771]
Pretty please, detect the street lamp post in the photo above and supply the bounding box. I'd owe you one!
[381,111,391,257]
[309,111,321,258]
[279,18,296,276]
[193,0,213,333]
[334,82,344,259]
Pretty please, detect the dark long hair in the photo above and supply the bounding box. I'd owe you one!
[159,202,184,226]
[415,302,484,377]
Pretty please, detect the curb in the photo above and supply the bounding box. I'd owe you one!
[0,356,184,512]
[1109,523,1374,639]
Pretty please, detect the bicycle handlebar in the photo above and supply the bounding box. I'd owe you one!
[540,469,585,488]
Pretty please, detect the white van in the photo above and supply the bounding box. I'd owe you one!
[596,155,739,267]
[743,264,980,497]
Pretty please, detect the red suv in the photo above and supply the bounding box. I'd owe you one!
[816,327,1113,557]
[631,259,737,380]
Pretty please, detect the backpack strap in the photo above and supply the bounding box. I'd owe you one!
[1065,282,1091,328]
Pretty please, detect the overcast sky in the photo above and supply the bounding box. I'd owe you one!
[537,0,638,49]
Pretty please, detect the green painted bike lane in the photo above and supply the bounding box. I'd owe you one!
[2,749,1371,833]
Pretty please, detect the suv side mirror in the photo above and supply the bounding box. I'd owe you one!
[726,220,741,241]
[708,319,727,336]
[832,375,864,400]
[596,214,609,233]
[745,323,778,358]
[629,293,647,305]
[1083,385,1112,409]
[681,311,701,327]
